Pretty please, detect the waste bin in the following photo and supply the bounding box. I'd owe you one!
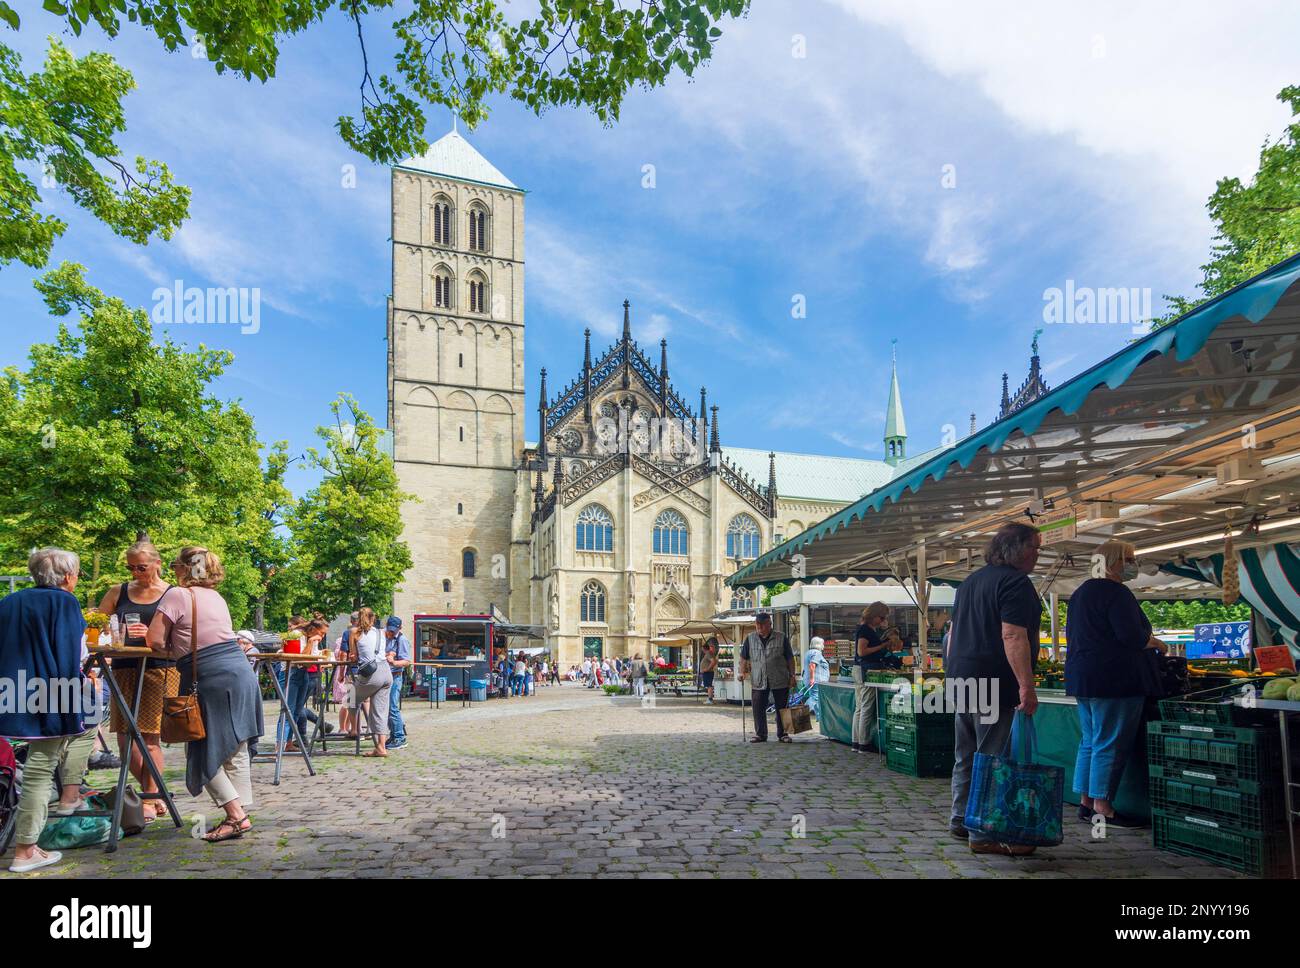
[436,677,448,702]
[469,679,487,702]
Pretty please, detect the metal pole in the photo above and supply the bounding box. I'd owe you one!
[1049,590,1061,660]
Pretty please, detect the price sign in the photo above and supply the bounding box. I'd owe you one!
[1036,507,1077,546]
[1254,645,1297,674]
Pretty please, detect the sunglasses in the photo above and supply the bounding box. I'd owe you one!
[127,564,154,573]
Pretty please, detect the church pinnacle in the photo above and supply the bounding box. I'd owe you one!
[884,339,907,467]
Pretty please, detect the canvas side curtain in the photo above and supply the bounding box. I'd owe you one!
[1160,542,1300,657]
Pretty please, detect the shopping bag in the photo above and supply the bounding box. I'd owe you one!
[963,711,1063,846]
[38,815,111,850]
[779,705,812,735]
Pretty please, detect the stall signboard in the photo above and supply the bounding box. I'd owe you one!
[583,636,603,659]
[1254,644,1297,674]
[1036,507,1077,546]
[1189,621,1252,659]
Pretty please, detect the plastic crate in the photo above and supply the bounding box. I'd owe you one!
[1146,721,1286,784]
[1151,811,1295,878]
[1158,681,1274,727]
[885,719,955,752]
[885,741,954,777]
[1149,774,1287,834]
[883,682,953,722]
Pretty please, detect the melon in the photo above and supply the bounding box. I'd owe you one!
[1261,677,1297,701]
[1288,683,1300,703]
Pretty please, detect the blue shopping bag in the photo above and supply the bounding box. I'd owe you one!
[963,711,1064,846]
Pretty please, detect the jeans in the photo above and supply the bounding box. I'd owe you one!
[851,666,878,748]
[633,677,646,698]
[510,674,523,696]
[14,727,97,846]
[950,691,1017,842]
[280,666,319,743]
[751,687,790,739]
[1074,696,1145,801]
[388,674,406,744]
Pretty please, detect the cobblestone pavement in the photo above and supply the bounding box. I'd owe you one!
[8,686,1241,879]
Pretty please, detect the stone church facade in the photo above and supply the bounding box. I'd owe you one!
[387,131,1037,668]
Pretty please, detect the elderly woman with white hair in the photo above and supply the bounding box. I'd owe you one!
[1065,539,1167,827]
[1,548,99,873]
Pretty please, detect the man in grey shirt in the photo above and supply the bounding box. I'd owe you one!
[738,612,798,743]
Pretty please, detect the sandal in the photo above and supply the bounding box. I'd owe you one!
[363,749,388,758]
[202,815,247,843]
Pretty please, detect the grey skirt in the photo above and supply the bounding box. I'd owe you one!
[178,639,265,797]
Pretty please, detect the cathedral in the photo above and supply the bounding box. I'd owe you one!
[384,129,1042,667]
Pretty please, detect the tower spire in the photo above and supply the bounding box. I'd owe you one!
[709,405,721,454]
[883,341,907,467]
[621,300,631,389]
[767,451,778,518]
[659,338,669,417]
[538,367,549,461]
[583,328,592,422]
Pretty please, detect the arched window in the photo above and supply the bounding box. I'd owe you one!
[580,580,606,623]
[653,508,690,556]
[576,505,614,552]
[442,579,452,593]
[468,203,488,252]
[730,587,753,611]
[433,266,453,309]
[462,548,476,578]
[467,272,487,314]
[726,514,761,560]
[433,197,453,246]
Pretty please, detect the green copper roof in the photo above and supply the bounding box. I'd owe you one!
[723,446,894,503]
[397,129,518,190]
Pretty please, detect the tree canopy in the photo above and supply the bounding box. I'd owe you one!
[1,1,748,269]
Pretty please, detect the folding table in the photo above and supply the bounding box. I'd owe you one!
[84,644,183,852]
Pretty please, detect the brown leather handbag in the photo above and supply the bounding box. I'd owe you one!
[161,587,206,744]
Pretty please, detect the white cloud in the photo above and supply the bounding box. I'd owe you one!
[829,0,1297,202]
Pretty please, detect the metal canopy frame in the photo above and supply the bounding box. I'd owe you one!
[730,262,1300,600]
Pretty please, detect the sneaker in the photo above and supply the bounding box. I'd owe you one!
[323,721,336,735]
[9,849,63,874]
[387,740,407,750]
[949,823,969,840]
[749,736,767,743]
[703,699,713,706]
[87,751,121,770]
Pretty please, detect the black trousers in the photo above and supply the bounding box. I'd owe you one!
[751,687,790,739]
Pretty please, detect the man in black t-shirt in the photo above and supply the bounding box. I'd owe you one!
[946,522,1043,855]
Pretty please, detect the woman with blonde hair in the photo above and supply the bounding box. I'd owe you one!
[1065,539,1167,826]
[349,606,391,757]
[146,546,263,842]
[96,533,176,822]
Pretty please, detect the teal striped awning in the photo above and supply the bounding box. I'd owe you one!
[729,252,1300,593]
[1162,543,1300,655]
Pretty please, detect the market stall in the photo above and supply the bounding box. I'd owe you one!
[729,253,1300,876]
[662,617,756,704]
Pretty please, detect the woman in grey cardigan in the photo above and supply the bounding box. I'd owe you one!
[350,607,391,757]
[147,546,264,843]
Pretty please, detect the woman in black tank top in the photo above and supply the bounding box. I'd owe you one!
[94,536,178,821]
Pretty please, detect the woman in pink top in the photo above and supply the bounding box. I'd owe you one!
[146,546,264,843]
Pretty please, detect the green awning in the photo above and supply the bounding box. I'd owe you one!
[730,252,1300,591]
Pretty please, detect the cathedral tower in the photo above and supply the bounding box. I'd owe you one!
[387,128,525,619]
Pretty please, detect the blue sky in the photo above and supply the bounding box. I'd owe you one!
[3,1,1298,496]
